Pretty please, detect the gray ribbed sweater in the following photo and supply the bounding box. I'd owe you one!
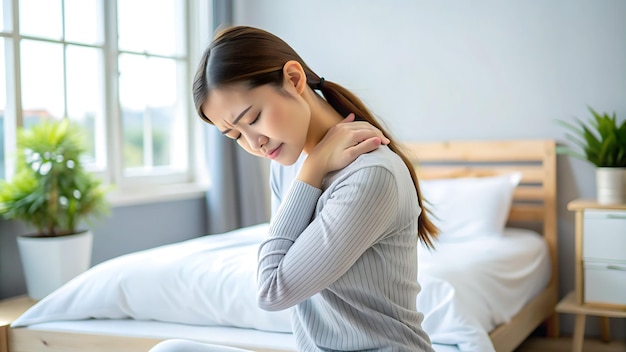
[258,146,434,352]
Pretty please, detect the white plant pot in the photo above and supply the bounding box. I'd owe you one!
[596,167,626,205]
[17,230,93,300]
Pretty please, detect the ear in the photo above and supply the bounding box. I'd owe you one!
[282,60,307,95]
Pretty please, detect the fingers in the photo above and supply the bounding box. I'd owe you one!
[342,126,389,147]
[327,137,382,174]
[305,114,389,177]
[348,137,382,158]
[338,113,390,145]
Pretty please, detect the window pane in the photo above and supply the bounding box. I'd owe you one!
[21,40,64,125]
[1,0,11,31]
[65,0,104,45]
[119,54,144,169]
[0,38,5,179]
[19,0,62,40]
[119,53,186,174]
[66,45,105,166]
[118,0,184,56]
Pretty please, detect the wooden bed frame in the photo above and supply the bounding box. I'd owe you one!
[0,139,558,352]
[403,139,559,352]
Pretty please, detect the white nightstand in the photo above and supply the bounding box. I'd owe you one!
[556,199,626,352]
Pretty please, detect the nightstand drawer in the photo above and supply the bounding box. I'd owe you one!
[583,210,626,262]
[584,262,626,306]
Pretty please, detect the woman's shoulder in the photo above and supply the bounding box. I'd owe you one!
[350,145,403,172]
[327,146,406,184]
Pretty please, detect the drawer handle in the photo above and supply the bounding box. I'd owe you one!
[606,214,626,219]
[607,265,626,271]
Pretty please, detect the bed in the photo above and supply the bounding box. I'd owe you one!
[405,139,559,351]
[0,139,558,352]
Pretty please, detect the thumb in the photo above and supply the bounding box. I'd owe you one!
[342,113,356,123]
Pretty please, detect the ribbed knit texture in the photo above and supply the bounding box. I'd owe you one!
[258,146,434,352]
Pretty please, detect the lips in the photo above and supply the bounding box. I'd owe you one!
[267,144,283,160]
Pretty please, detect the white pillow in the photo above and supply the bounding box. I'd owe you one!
[420,173,522,242]
[12,223,293,333]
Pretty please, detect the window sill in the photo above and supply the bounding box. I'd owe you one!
[107,182,209,208]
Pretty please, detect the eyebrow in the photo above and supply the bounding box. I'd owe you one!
[219,105,253,135]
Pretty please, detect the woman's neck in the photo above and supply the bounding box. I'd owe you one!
[303,89,344,154]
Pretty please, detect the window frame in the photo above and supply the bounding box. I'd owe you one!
[1,0,212,206]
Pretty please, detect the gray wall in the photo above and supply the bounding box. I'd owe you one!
[0,196,207,299]
[232,0,626,339]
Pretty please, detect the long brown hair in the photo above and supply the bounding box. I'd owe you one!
[193,26,438,248]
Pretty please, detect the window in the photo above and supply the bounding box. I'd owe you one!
[0,36,6,180]
[1,0,210,197]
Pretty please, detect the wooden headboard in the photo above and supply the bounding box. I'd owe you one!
[401,139,558,312]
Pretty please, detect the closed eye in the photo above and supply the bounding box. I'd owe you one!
[249,111,261,126]
[223,131,241,140]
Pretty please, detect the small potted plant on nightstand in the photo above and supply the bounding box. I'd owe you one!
[0,119,110,300]
[557,107,626,204]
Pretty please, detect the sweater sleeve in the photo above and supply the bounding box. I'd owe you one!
[257,166,398,311]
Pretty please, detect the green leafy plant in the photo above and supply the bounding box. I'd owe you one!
[556,107,626,167]
[0,119,110,237]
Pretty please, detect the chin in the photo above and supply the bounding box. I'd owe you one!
[277,149,303,166]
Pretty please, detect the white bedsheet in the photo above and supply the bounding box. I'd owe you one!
[419,227,551,332]
[13,225,550,352]
[23,320,461,352]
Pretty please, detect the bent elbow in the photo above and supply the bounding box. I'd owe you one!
[257,301,286,312]
[257,293,292,312]
[258,300,281,312]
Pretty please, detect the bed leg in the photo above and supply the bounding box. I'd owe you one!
[0,323,8,352]
[545,312,560,338]
[600,316,611,342]
[572,314,586,352]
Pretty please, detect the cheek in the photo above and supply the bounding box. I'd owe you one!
[263,110,284,134]
[263,104,293,136]
[269,98,309,135]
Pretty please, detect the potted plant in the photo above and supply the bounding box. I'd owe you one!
[557,107,626,204]
[0,118,110,299]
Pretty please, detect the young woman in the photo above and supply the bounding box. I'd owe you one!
[151,26,438,352]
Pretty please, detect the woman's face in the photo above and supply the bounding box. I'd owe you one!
[202,82,311,166]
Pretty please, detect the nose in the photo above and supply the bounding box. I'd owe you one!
[243,131,268,151]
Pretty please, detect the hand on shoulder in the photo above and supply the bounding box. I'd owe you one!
[298,113,390,187]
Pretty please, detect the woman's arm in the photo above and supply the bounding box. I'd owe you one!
[257,116,395,311]
[257,165,398,311]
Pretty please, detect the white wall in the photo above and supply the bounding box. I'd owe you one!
[233,0,626,338]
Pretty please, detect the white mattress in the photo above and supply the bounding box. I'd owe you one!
[14,226,549,352]
[24,319,461,352]
[418,227,551,332]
